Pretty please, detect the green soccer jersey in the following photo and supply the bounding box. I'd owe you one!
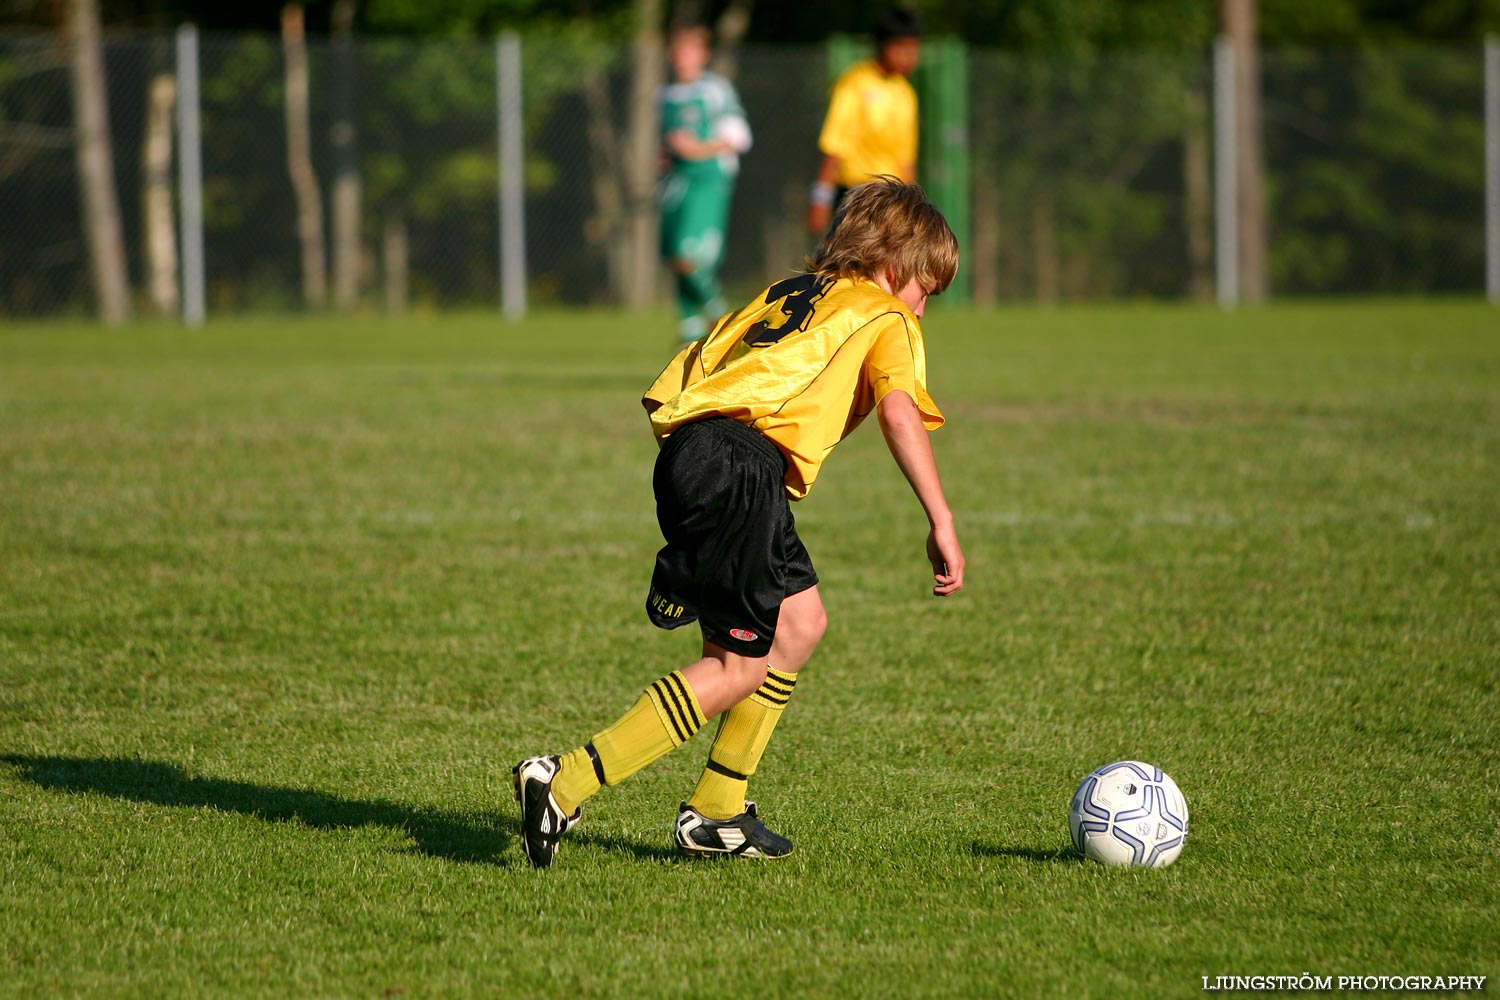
[661,71,749,181]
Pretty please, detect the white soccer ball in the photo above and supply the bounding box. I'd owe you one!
[1069,760,1189,868]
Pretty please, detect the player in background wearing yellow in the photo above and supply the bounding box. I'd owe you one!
[806,7,922,234]
[513,178,966,867]
[660,21,753,344]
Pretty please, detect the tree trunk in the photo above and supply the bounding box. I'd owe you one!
[1222,0,1267,301]
[1031,187,1058,303]
[968,81,1002,306]
[283,4,327,307]
[382,210,408,315]
[1183,86,1213,301]
[970,166,1000,306]
[622,0,663,309]
[67,0,131,325]
[582,68,629,303]
[330,0,362,310]
[141,70,178,315]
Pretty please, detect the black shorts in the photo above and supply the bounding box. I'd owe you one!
[646,417,818,657]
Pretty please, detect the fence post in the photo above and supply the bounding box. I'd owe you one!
[176,24,205,327]
[497,31,526,321]
[1486,35,1498,305]
[916,36,970,306]
[1213,36,1238,309]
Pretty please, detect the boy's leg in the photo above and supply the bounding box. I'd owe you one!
[548,645,771,816]
[660,174,705,342]
[549,668,703,816]
[686,585,827,821]
[525,417,797,865]
[673,270,712,343]
[669,177,731,342]
[519,645,770,870]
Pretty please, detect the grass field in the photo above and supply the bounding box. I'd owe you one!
[2,302,1498,997]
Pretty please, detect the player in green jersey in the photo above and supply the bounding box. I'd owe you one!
[660,21,753,344]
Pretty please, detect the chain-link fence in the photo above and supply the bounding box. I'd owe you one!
[1,29,1496,319]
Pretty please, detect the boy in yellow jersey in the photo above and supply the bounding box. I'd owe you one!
[513,178,965,868]
[806,7,921,234]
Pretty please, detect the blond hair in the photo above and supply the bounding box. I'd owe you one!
[806,176,959,295]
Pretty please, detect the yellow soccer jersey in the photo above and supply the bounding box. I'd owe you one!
[817,60,918,188]
[643,274,943,500]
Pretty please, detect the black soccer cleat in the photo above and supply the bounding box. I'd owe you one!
[675,801,793,859]
[512,755,581,869]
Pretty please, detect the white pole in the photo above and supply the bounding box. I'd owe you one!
[176,24,205,327]
[1214,35,1239,309]
[497,31,526,322]
[1485,35,1499,305]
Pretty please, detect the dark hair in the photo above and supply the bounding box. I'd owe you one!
[874,7,922,43]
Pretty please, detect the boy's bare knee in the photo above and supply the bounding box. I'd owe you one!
[795,601,828,646]
[808,604,828,645]
[731,658,769,700]
[775,605,827,664]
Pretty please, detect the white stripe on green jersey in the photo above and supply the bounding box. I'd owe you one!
[661,71,751,180]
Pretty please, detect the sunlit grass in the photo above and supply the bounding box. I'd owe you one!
[2,302,1497,996]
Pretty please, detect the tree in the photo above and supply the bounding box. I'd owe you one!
[576,0,663,308]
[282,4,328,307]
[1223,0,1268,301]
[330,0,362,310]
[66,0,131,324]
[621,0,662,309]
[141,68,178,314]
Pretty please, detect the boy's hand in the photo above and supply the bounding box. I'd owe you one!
[806,200,832,234]
[667,130,722,160]
[926,520,965,596]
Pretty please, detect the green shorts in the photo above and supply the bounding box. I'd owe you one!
[660,172,733,269]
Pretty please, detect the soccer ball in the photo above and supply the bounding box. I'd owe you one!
[1069,760,1189,868]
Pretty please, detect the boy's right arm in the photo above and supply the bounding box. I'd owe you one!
[876,389,965,597]
[807,154,840,234]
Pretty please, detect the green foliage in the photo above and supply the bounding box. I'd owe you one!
[361,0,634,38]
[969,47,1210,299]
[8,0,1500,43]
[1260,0,1500,43]
[1264,47,1486,294]
[918,0,1217,51]
[2,304,1498,994]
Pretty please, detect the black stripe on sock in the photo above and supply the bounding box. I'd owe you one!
[706,758,749,781]
[763,670,797,696]
[651,681,690,743]
[755,685,791,706]
[656,679,694,740]
[665,672,705,731]
[585,741,606,786]
[761,678,794,698]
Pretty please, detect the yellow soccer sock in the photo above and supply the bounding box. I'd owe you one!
[552,670,706,815]
[687,667,799,820]
[549,744,602,816]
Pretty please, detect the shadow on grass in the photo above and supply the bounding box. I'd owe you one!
[969,842,1080,864]
[0,754,518,867]
[570,830,688,865]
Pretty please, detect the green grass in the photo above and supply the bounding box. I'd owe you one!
[2,302,1497,997]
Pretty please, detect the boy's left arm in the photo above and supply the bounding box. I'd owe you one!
[876,389,965,597]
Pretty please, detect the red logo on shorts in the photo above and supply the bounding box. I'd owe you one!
[729,628,758,642]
